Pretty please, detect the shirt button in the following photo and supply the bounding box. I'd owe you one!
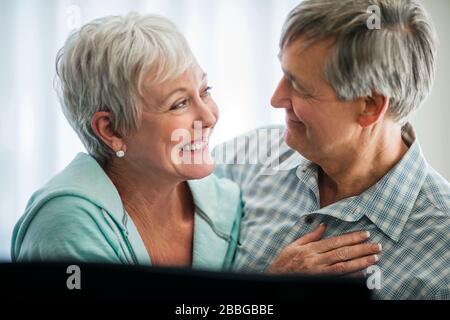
[305,216,314,224]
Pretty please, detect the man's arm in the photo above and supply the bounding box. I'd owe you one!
[267,224,381,275]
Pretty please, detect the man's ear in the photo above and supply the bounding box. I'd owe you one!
[358,92,389,128]
[90,111,126,153]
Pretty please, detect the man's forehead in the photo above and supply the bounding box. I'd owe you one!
[279,37,334,61]
[278,42,313,84]
[279,39,308,59]
[278,38,334,82]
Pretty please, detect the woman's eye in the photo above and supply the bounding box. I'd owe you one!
[171,99,188,110]
[201,86,213,98]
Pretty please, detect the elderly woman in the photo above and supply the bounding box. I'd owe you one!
[11,13,242,270]
[11,13,378,274]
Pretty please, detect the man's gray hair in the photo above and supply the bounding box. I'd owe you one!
[55,13,194,165]
[280,0,438,124]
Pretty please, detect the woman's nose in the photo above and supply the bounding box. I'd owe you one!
[271,77,292,109]
[196,100,218,128]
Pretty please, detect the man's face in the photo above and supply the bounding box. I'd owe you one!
[271,37,364,163]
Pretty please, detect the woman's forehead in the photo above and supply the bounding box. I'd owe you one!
[141,65,207,109]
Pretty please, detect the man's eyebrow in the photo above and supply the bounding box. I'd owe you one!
[282,68,311,93]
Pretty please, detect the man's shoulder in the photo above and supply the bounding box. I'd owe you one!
[420,165,450,214]
[212,125,306,184]
[213,125,294,166]
[212,125,304,169]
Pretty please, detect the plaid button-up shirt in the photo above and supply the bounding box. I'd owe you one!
[213,124,450,300]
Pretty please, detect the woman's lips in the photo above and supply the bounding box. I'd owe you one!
[178,128,213,152]
[180,139,209,152]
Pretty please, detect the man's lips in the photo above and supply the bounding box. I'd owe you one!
[285,114,303,124]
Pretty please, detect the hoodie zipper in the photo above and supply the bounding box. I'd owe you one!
[195,206,231,243]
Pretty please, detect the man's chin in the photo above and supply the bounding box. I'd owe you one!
[284,127,298,146]
[284,129,308,154]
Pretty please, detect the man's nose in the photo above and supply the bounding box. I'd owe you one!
[271,77,291,109]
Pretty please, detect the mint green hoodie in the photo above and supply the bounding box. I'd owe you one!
[11,153,242,271]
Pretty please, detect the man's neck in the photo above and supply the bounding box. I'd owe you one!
[318,124,409,208]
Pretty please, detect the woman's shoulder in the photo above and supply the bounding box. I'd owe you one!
[17,152,125,237]
[38,153,122,208]
[11,195,124,263]
[11,153,127,263]
[16,195,106,240]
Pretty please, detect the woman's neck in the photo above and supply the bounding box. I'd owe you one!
[104,160,195,267]
[104,160,194,225]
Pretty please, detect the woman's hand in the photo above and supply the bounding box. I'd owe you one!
[267,224,381,275]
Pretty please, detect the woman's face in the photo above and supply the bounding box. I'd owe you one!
[123,63,219,181]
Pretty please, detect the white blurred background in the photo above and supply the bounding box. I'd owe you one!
[0,0,449,261]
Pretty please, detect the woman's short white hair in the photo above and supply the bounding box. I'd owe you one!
[55,13,195,165]
[281,0,438,124]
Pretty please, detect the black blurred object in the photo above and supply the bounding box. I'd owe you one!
[0,262,370,302]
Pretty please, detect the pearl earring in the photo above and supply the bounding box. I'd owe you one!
[116,150,125,158]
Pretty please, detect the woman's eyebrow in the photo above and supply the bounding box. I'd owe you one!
[161,88,188,106]
[162,72,209,104]
[200,72,208,85]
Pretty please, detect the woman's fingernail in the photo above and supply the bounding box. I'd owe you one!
[373,254,379,262]
[378,243,382,251]
[364,231,371,239]
[320,223,326,227]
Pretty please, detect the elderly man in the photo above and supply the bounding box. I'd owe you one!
[214,0,449,299]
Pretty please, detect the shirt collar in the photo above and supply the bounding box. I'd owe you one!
[353,124,428,241]
[292,124,428,242]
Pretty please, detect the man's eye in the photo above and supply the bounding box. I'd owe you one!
[286,76,313,99]
[201,86,213,98]
[298,91,313,99]
[171,99,188,110]
[293,85,313,99]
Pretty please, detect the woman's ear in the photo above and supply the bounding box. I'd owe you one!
[90,111,126,154]
[358,92,389,128]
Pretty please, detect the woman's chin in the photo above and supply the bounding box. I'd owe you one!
[177,163,215,180]
[173,146,216,179]
[179,147,216,178]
